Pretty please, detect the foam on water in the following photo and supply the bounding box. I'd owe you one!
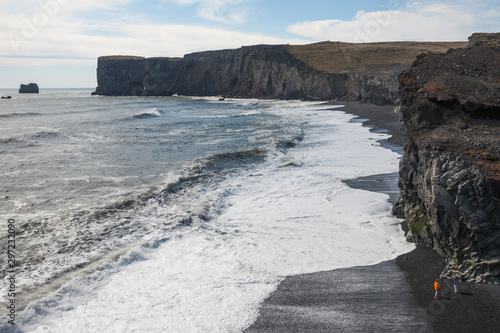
[2,96,304,287]
[7,103,414,332]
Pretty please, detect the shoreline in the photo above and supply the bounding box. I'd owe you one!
[245,101,500,332]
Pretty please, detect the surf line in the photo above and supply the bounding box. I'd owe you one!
[6,218,17,326]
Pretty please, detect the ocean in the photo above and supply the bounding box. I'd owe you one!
[0,89,414,332]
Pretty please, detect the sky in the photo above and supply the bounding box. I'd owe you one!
[0,0,499,88]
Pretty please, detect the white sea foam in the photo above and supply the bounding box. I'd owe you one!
[132,109,163,118]
[12,102,414,333]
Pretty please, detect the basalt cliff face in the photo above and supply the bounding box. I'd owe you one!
[92,42,464,105]
[393,33,500,283]
[91,37,500,283]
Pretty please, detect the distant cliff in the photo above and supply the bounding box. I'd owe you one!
[92,41,464,105]
[393,33,500,283]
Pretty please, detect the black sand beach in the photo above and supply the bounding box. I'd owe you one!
[245,102,500,333]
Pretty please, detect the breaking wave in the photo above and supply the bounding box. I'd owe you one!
[131,109,164,119]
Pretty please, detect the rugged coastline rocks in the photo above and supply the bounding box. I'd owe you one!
[90,34,499,283]
[19,83,39,93]
[92,42,463,105]
[393,33,500,283]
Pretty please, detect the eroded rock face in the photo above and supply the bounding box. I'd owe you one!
[92,46,347,101]
[393,33,500,283]
[91,44,430,105]
[92,41,466,104]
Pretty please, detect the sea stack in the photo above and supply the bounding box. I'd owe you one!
[393,33,500,283]
[19,83,39,93]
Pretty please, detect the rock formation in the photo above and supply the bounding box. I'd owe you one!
[393,33,500,283]
[91,35,499,282]
[19,83,39,93]
[92,42,464,105]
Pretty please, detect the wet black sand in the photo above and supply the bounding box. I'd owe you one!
[245,102,500,333]
[246,258,432,333]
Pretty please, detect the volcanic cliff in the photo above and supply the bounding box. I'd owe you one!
[393,33,500,283]
[92,41,464,105]
[92,35,499,283]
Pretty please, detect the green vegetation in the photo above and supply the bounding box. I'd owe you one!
[408,208,429,234]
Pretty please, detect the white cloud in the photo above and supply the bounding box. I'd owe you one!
[1,0,133,16]
[0,8,309,66]
[0,0,140,56]
[287,1,498,42]
[166,0,248,24]
[0,57,94,67]
[122,23,308,56]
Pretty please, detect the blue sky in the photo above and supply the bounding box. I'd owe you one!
[1,0,499,88]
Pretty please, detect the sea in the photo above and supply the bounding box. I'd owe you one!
[0,88,414,332]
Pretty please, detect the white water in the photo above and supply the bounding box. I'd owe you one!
[10,103,414,332]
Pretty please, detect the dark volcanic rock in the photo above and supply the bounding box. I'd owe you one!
[92,42,464,105]
[19,83,39,93]
[393,33,500,283]
[92,46,351,101]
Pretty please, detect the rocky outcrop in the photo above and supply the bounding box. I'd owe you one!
[19,83,39,93]
[91,36,500,282]
[92,46,351,101]
[393,33,500,283]
[92,42,464,105]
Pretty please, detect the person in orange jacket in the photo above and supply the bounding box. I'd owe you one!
[434,279,441,299]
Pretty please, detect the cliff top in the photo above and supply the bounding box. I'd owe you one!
[98,41,467,76]
[98,55,145,61]
[400,33,500,180]
[468,32,500,47]
[286,41,467,75]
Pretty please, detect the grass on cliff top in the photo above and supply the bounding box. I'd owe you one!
[98,55,145,61]
[286,41,467,75]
